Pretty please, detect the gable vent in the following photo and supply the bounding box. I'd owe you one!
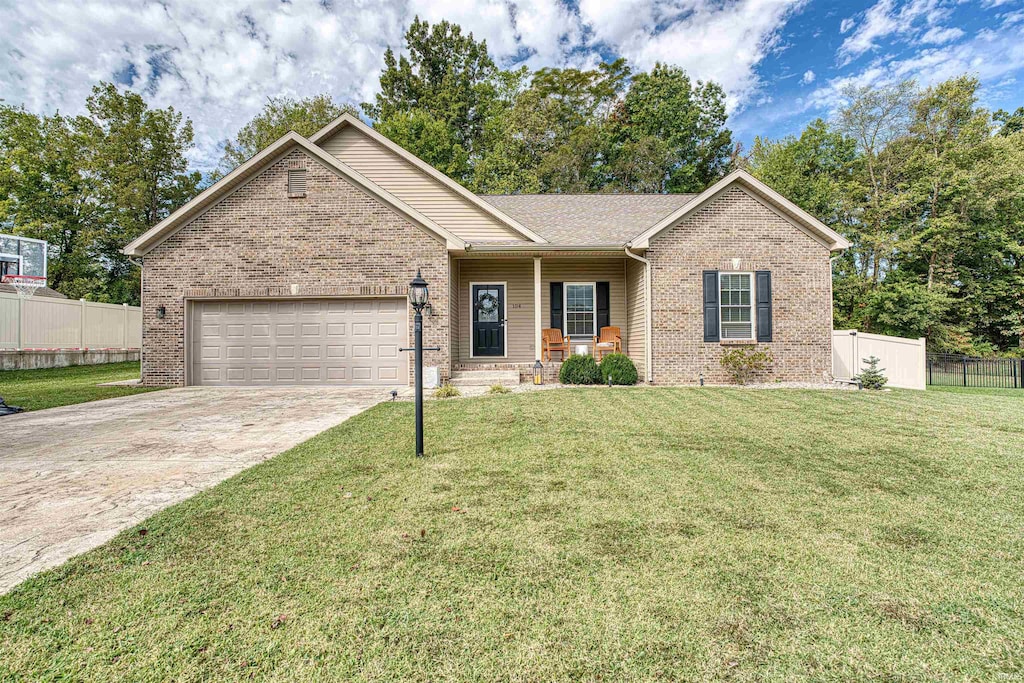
[287,169,307,197]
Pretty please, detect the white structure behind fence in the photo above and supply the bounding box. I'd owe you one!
[0,292,141,350]
[832,329,926,390]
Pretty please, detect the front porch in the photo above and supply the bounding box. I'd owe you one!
[449,254,648,382]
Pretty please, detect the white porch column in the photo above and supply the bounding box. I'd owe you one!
[534,256,542,361]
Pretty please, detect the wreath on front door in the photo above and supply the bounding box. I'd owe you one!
[476,291,499,314]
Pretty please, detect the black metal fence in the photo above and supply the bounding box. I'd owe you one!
[927,353,1024,389]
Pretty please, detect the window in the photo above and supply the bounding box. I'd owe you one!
[719,273,753,339]
[564,283,595,336]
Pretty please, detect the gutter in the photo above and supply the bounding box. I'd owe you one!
[462,245,622,255]
[624,245,653,384]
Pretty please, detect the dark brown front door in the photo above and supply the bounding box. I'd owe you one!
[472,284,505,357]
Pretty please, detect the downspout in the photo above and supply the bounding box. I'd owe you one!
[624,245,653,384]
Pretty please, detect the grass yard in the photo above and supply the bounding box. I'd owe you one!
[0,361,158,411]
[1,387,1022,681]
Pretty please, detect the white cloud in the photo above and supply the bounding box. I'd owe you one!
[839,17,857,34]
[919,26,965,44]
[802,69,816,84]
[809,22,1024,113]
[578,0,808,113]
[838,0,949,65]
[0,0,809,170]
[0,0,406,169]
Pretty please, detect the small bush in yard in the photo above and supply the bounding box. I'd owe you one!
[720,347,774,385]
[559,354,601,385]
[599,354,638,385]
[433,383,461,398]
[488,384,511,394]
[856,356,888,390]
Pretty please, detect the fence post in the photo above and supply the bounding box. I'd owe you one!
[122,303,129,349]
[928,358,932,386]
[17,296,23,350]
[79,299,87,349]
[962,360,967,387]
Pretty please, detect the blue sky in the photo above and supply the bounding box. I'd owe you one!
[2,0,1022,171]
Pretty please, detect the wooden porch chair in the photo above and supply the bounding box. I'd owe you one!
[593,326,622,361]
[541,328,570,362]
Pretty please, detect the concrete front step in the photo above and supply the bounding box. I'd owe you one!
[449,370,521,387]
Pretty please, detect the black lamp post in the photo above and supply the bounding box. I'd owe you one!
[405,270,434,457]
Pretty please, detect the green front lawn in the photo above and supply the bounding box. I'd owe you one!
[0,361,159,411]
[2,388,1022,680]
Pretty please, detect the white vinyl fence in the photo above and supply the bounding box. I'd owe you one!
[0,292,142,350]
[833,329,926,390]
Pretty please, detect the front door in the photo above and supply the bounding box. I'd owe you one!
[472,284,505,357]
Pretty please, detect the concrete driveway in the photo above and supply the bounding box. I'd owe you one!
[0,386,392,593]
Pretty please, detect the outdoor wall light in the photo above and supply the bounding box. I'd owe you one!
[156,306,166,319]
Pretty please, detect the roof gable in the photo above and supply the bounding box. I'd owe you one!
[123,132,465,256]
[628,170,850,252]
[310,114,547,244]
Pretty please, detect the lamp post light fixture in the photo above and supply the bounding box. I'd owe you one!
[401,269,439,458]
[533,360,543,385]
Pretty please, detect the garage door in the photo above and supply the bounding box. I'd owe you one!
[190,299,407,386]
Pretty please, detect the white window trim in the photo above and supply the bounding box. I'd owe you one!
[563,282,597,340]
[718,272,756,341]
[468,281,507,359]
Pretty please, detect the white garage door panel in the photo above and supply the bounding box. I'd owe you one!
[190,299,407,386]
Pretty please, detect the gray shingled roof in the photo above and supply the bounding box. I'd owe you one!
[481,193,697,246]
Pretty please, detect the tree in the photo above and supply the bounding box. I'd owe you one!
[612,63,733,192]
[217,94,356,176]
[74,83,202,303]
[0,106,102,297]
[994,106,1024,136]
[749,76,1024,352]
[364,17,501,182]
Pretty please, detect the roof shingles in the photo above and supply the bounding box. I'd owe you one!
[480,194,696,246]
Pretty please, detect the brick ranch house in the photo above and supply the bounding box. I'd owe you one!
[124,113,849,387]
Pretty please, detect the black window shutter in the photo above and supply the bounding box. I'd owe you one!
[596,282,610,331]
[756,270,773,342]
[703,270,720,342]
[550,282,563,332]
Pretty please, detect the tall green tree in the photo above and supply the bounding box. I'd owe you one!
[611,63,733,192]
[748,77,1024,352]
[0,83,200,303]
[217,94,356,177]
[0,106,102,296]
[364,17,501,182]
[74,83,202,303]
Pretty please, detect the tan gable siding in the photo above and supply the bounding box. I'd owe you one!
[320,127,525,242]
[625,257,646,378]
[541,259,627,353]
[457,259,535,363]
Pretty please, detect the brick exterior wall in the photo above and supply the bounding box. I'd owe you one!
[647,186,833,384]
[140,149,449,386]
